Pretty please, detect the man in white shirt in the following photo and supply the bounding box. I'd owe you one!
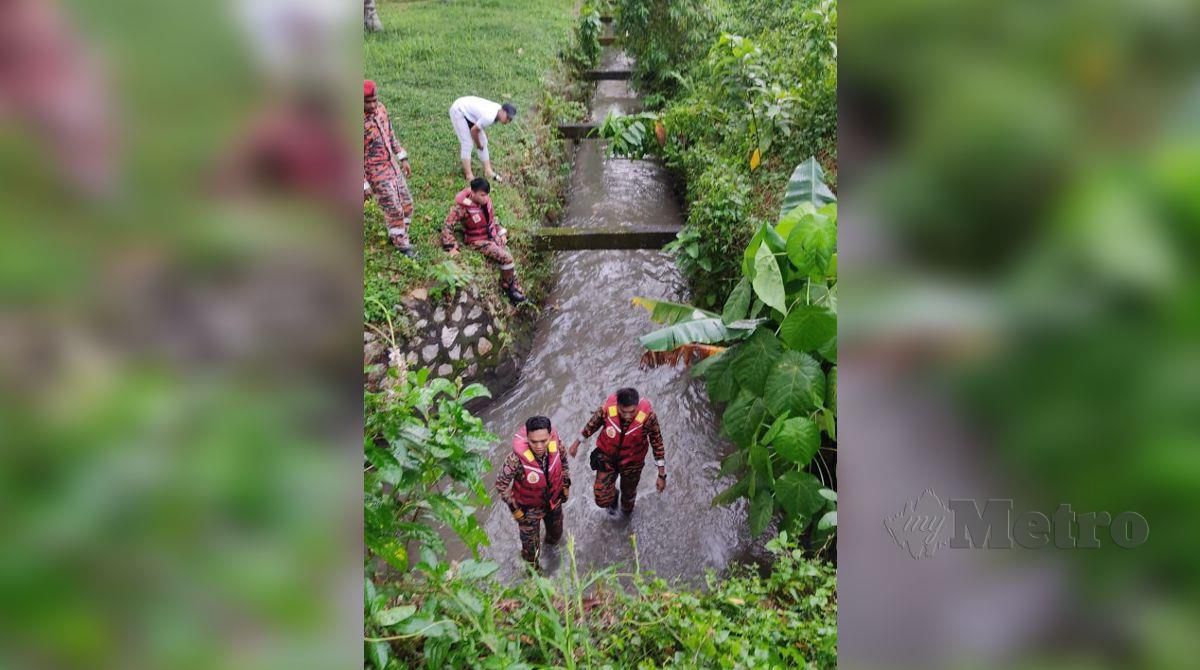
[449,96,516,182]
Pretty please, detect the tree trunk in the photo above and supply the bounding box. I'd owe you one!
[364,0,383,32]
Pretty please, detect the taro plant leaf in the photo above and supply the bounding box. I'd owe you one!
[781,156,836,219]
[752,243,788,315]
[723,389,769,449]
[749,444,773,488]
[749,489,774,536]
[719,448,748,477]
[713,473,751,506]
[732,329,782,396]
[776,469,825,521]
[632,296,718,324]
[786,205,837,278]
[702,347,741,402]
[376,605,417,626]
[722,277,752,324]
[772,416,820,465]
[778,304,837,355]
[765,350,826,417]
[639,317,744,351]
[818,510,838,530]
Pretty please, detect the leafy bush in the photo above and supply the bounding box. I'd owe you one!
[569,3,604,70]
[636,159,838,544]
[364,368,495,575]
[365,533,836,669]
[668,162,757,304]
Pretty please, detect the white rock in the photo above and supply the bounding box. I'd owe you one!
[465,363,478,378]
[437,363,453,377]
[441,326,459,348]
[449,345,461,360]
[463,324,479,338]
[468,305,483,320]
[434,306,446,323]
[422,344,439,362]
[452,306,464,321]
[477,338,493,356]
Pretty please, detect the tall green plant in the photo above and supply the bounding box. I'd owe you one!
[363,368,495,574]
[636,158,838,544]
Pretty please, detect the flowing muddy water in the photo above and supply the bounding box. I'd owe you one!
[455,50,751,584]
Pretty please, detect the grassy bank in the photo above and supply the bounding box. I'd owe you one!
[363,0,584,326]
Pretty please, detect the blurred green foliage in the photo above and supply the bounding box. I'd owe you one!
[366,533,836,669]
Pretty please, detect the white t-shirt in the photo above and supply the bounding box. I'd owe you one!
[452,96,502,129]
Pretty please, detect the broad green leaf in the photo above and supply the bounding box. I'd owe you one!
[367,641,389,670]
[719,449,748,477]
[775,470,824,521]
[749,444,772,487]
[702,348,741,402]
[764,351,825,417]
[376,605,417,626]
[459,384,492,403]
[752,243,787,315]
[819,487,837,502]
[639,317,739,351]
[741,222,770,278]
[721,277,752,325]
[749,489,774,536]
[818,510,837,530]
[772,417,820,465]
[713,473,751,506]
[761,412,790,445]
[733,329,782,396]
[454,591,484,616]
[780,157,836,219]
[632,296,718,324]
[456,559,500,581]
[786,208,836,277]
[723,390,768,449]
[778,304,837,355]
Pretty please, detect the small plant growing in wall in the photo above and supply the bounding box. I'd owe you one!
[428,260,469,302]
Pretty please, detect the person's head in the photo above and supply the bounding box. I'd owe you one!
[498,102,517,124]
[363,79,377,113]
[524,416,552,455]
[616,387,640,421]
[469,176,491,202]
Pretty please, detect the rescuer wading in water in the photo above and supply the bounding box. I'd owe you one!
[570,387,666,516]
[495,416,571,566]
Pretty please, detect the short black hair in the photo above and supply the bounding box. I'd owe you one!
[525,415,552,433]
[501,102,517,119]
[616,387,639,407]
[469,177,490,193]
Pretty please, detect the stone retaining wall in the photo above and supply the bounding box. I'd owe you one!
[364,285,509,390]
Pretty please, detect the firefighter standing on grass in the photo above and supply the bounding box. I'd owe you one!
[363,79,415,258]
[495,416,571,566]
[570,387,667,517]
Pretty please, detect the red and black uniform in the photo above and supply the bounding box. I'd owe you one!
[364,85,413,250]
[441,188,524,295]
[495,427,571,564]
[582,395,665,513]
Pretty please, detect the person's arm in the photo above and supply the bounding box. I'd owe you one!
[645,412,667,491]
[494,453,522,510]
[441,204,461,252]
[560,450,571,500]
[570,407,604,457]
[470,124,484,150]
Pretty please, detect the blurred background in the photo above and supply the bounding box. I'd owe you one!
[0,0,360,668]
[840,0,1200,668]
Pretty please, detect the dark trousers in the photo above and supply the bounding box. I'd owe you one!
[516,504,563,564]
[593,461,644,513]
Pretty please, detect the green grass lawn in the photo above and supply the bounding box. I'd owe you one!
[364,0,580,326]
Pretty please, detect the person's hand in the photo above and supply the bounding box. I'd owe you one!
[448,247,460,258]
[561,486,570,502]
[400,159,411,177]
[656,471,667,493]
[512,507,525,521]
[568,439,581,458]
[499,227,509,246]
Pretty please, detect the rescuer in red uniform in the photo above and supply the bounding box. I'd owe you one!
[571,387,667,517]
[495,416,571,566]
